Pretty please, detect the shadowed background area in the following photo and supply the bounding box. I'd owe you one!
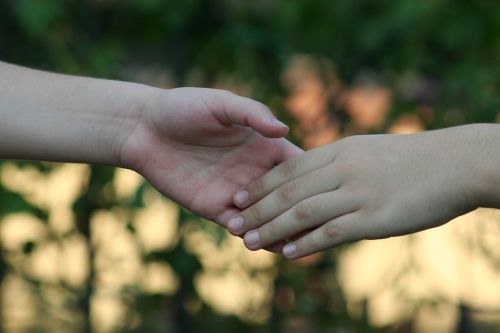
[0,1,499,332]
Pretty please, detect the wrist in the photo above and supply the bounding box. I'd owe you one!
[104,82,159,168]
[419,124,500,216]
[47,78,157,167]
[463,124,500,209]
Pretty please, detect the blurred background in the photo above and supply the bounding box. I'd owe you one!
[0,0,499,332]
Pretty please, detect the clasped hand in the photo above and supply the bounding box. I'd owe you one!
[228,127,496,258]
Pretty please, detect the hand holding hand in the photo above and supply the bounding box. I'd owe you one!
[229,125,500,258]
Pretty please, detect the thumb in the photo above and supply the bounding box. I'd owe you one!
[212,90,289,138]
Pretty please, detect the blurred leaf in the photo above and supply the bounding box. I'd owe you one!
[11,161,55,174]
[0,185,47,221]
[11,0,63,38]
[128,182,148,208]
[22,240,37,255]
[126,221,136,234]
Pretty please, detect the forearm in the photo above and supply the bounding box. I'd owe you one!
[0,61,154,166]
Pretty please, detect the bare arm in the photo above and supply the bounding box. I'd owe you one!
[0,61,148,165]
[0,61,302,227]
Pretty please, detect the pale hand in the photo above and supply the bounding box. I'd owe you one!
[120,87,302,227]
[228,125,500,258]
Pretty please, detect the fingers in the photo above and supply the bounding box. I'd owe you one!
[282,213,363,259]
[233,145,335,208]
[213,90,289,138]
[215,207,242,229]
[263,241,286,253]
[228,164,339,235]
[242,189,358,250]
[262,229,311,253]
[217,209,285,253]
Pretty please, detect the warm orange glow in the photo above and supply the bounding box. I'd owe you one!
[283,56,341,149]
[343,86,392,131]
[389,113,425,134]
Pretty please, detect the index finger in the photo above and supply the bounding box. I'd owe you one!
[233,144,335,209]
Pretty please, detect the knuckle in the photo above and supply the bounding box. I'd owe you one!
[250,178,265,196]
[278,182,296,202]
[294,201,314,221]
[324,223,339,241]
[247,206,262,223]
[280,159,297,178]
[335,158,357,179]
[262,222,277,240]
[300,235,318,252]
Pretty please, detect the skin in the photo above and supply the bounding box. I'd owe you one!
[0,61,302,232]
[228,124,500,259]
[121,87,302,225]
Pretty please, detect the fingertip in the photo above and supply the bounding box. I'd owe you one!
[233,190,249,208]
[244,230,261,250]
[270,118,289,129]
[227,216,244,235]
[247,114,289,138]
[282,243,298,259]
[266,118,289,137]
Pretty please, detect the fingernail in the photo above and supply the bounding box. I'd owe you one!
[228,216,244,233]
[271,118,288,128]
[234,191,249,206]
[283,243,297,258]
[245,230,260,246]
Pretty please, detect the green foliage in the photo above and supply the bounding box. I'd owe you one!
[0,183,47,220]
[10,0,63,38]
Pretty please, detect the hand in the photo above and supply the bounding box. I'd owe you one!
[120,87,302,227]
[0,61,302,231]
[228,126,495,259]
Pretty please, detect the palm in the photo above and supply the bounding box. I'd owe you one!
[123,88,300,226]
